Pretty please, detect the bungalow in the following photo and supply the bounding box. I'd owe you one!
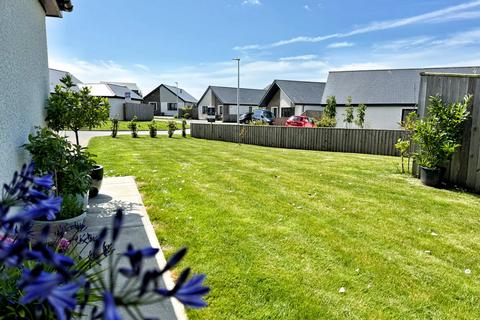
[143,84,198,117]
[49,68,82,93]
[259,80,326,118]
[102,81,143,98]
[78,82,143,119]
[197,86,266,122]
[0,0,71,184]
[321,66,480,130]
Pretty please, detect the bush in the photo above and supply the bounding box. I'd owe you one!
[343,96,354,128]
[128,116,139,138]
[325,96,337,119]
[317,116,337,128]
[355,104,367,128]
[180,106,193,119]
[111,118,119,138]
[182,119,187,138]
[168,121,178,138]
[413,94,472,168]
[148,120,158,138]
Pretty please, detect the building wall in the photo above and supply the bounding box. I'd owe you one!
[267,88,295,117]
[334,105,414,130]
[198,89,215,120]
[0,0,49,184]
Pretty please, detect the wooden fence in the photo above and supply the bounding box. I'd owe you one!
[191,123,408,156]
[417,73,480,192]
[124,103,154,121]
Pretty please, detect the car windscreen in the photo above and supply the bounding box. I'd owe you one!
[290,116,304,121]
[263,111,274,118]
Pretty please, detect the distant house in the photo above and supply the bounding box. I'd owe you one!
[197,86,266,122]
[78,83,143,119]
[321,66,480,130]
[102,82,143,98]
[143,84,197,117]
[49,68,82,93]
[259,80,326,118]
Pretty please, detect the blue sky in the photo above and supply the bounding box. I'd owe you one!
[47,0,480,97]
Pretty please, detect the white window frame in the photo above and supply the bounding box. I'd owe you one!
[149,102,158,111]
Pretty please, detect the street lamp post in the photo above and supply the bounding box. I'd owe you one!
[233,58,240,124]
[175,81,180,116]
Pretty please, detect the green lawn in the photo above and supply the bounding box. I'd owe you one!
[88,135,480,319]
[81,120,188,131]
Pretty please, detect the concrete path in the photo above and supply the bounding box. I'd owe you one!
[87,177,187,319]
[64,130,191,147]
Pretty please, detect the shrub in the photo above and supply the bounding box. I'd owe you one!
[395,138,411,174]
[111,118,119,138]
[355,104,367,128]
[180,106,193,119]
[128,116,139,138]
[46,75,110,145]
[317,116,337,128]
[413,94,472,168]
[325,96,337,119]
[148,120,158,138]
[182,119,187,138]
[343,96,354,128]
[168,121,178,138]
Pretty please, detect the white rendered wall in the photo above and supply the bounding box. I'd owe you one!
[0,0,49,184]
[335,106,409,130]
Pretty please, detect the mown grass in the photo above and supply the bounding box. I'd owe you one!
[81,120,188,131]
[88,135,480,319]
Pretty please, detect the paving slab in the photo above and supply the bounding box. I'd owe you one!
[87,176,187,319]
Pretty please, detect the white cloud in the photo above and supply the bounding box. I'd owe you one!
[279,55,318,61]
[242,0,261,5]
[234,0,480,50]
[303,5,311,11]
[327,42,354,49]
[134,64,150,71]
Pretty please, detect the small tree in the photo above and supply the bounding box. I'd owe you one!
[148,120,158,138]
[168,121,178,138]
[46,75,110,146]
[111,118,119,138]
[128,116,139,138]
[343,96,354,128]
[324,96,337,119]
[395,138,411,174]
[355,104,367,128]
[397,111,418,172]
[182,119,187,138]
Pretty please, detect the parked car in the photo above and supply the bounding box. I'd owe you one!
[240,109,274,125]
[285,116,317,128]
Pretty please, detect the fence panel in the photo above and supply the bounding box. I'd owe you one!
[124,103,154,121]
[191,123,408,157]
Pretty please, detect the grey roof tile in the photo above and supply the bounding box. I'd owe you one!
[210,86,266,105]
[321,66,480,105]
[163,85,198,103]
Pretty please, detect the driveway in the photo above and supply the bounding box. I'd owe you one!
[64,129,191,147]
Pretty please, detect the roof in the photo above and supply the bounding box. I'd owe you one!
[143,84,198,103]
[199,86,266,105]
[102,82,142,96]
[163,85,198,103]
[78,83,143,100]
[41,0,73,17]
[49,68,82,93]
[260,80,326,107]
[321,66,480,105]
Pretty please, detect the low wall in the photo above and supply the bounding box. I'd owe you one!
[191,123,408,156]
[124,103,154,121]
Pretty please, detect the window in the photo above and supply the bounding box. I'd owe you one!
[167,103,178,111]
[219,105,223,115]
[148,102,158,111]
[281,107,295,118]
[202,106,208,114]
[401,108,416,124]
[248,107,253,113]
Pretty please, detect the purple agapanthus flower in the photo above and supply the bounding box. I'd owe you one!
[19,269,80,320]
[33,174,54,189]
[120,245,159,276]
[156,269,210,309]
[103,292,121,320]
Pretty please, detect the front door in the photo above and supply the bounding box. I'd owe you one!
[272,107,278,118]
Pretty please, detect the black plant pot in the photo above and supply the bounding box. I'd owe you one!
[89,165,104,198]
[419,166,442,187]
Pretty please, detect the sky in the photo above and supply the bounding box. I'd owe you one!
[47,0,480,97]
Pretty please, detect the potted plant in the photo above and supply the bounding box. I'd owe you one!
[148,120,158,138]
[24,128,95,227]
[168,120,178,138]
[413,94,472,187]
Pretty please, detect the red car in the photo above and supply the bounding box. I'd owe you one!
[285,116,317,128]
